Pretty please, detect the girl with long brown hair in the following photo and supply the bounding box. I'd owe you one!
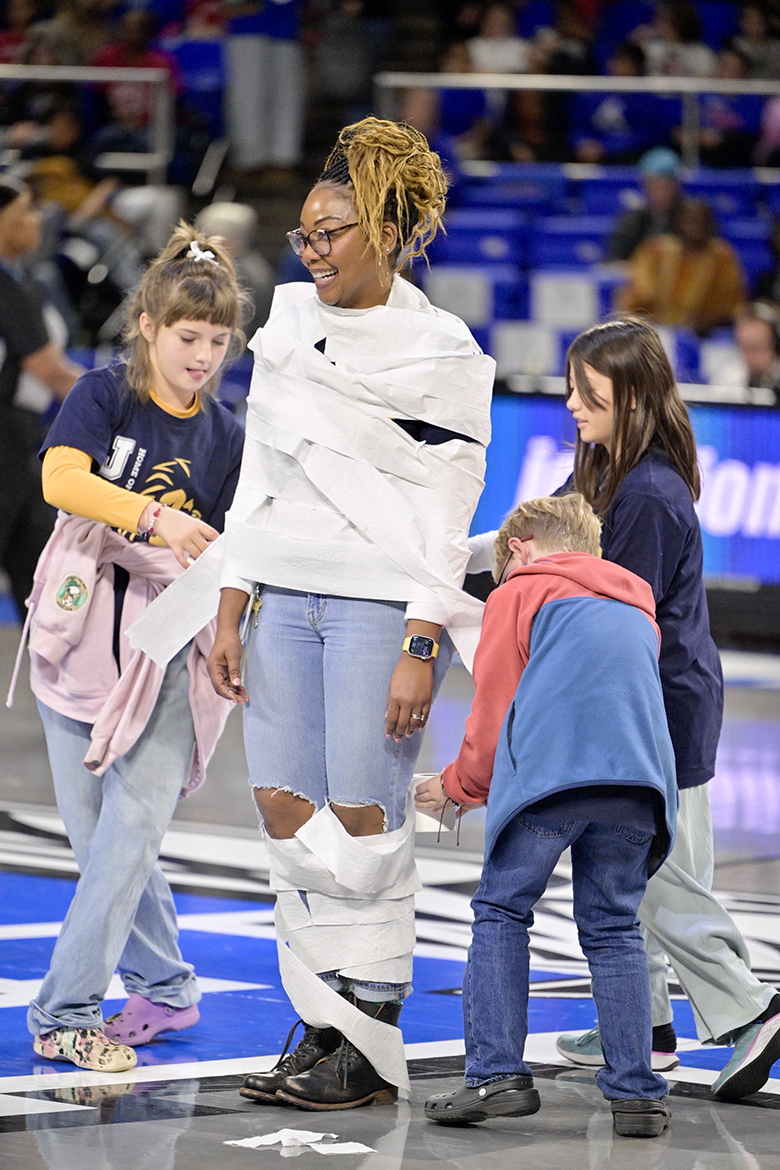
[556,317,780,1102]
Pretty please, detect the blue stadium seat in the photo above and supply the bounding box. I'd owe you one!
[761,182,780,218]
[721,219,773,292]
[694,0,740,50]
[422,264,529,326]
[516,0,556,37]
[577,169,643,216]
[594,0,654,54]
[455,164,570,215]
[685,170,762,219]
[674,331,703,383]
[427,209,529,266]
[528,217,613,268]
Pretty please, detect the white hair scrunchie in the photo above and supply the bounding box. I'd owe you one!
[187,240,218,265]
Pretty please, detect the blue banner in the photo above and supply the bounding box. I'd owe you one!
[472,396,780,586]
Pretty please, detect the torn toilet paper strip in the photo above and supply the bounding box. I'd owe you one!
[224,1130,375,1154]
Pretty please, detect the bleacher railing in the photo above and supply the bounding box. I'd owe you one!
[0,64,175,185]
[374,71,780,171]
[499,374,775,406]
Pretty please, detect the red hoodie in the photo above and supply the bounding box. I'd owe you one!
[442,551,659,806]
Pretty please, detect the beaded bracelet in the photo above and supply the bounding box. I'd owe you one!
[141,503,163,536]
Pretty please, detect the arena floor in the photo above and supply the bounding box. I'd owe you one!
[1,625,780,1169]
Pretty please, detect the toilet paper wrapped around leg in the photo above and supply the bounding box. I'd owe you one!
[265,799,421,1097]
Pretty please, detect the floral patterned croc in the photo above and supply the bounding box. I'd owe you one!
[33,1027,137,1072]
[103,994,200,1046]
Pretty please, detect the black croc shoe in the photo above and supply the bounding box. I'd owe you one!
[240,1021,341,1104]
[425,1077,541,1126]
[611,1097,671,1138]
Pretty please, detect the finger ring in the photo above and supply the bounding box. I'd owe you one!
[411,713,424,721]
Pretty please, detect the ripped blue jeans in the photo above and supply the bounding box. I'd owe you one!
[243,587,453,1001]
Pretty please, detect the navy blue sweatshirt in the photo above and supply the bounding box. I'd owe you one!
[557,448,723,789]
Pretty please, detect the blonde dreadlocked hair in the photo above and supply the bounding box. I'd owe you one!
[318,116,447,266]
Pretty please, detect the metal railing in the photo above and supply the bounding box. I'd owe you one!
[374,71,780,170]
[499,372,776,405]
[0,64,175,185]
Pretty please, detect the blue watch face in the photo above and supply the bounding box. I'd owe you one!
[408,635,434,659]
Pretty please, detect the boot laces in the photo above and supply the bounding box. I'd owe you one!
[333,1036,361,1089]
[273,1020,330,1073]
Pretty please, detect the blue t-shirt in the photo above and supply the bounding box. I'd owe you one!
[41,363,245,537]
[229,0,302,40]
[558,448,723,788]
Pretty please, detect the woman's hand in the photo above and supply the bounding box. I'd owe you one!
[207,587,251,703]
[414,772,448,812]
[385,654,434,742]
[152,506,219,569]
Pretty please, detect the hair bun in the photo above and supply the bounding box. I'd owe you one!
[319,116,447,265]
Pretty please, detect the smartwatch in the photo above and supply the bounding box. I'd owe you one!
[403,635,439,661]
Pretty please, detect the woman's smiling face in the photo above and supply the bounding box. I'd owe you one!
[294,184,396,311]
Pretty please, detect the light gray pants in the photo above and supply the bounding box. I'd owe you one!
[640,783,775,1044]
[225,34,304,168]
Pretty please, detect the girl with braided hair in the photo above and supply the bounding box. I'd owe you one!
[22,222,248,1071]
[208,117,494,1110]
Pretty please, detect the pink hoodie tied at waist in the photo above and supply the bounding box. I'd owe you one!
[26,512,231,795]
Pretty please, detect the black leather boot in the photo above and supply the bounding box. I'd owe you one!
[240,1019,342,1104]
[276,998,402,1111]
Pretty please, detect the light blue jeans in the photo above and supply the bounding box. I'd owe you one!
[28,645,201,1036]
[243,587,454,1001]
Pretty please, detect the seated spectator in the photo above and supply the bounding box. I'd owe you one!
[570,41,672,163]
[494,3,592,164]
[402,39,494,164]
[718,301,780,401]
[675,45,764,167]
[0,0,42,64]
[615,197,747,333]
[733,2,780,80]
[754,93,780,163]
[196,201,274,333]
[755,215,780,303]
[34,0,116,65]
[90,10,182,155]
[607,146,684,262]
[308,0,378,144]
[179,0,228,39]
[468,2,531,72]
[531,0,596,73]
[452,0,486,40]
[635,0,716,77]
[19,99,144,298]
[0,26,79,144]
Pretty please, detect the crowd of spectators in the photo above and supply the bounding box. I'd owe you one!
[0,0,777,351]
[403,0,780,168]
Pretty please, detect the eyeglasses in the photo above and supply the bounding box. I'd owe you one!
[497,535,533,585]
[286,223,359,257]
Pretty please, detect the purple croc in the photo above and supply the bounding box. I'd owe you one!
[103,994,200,1046]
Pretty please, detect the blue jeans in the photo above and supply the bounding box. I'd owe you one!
[28,645,200,1035]
[464,807,668,1101]
[243,588,453,832]
[243,587,453,1001]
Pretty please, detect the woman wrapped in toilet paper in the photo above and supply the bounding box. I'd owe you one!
[207,117,494,1111]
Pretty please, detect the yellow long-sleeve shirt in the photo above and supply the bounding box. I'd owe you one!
[42,388,200,534]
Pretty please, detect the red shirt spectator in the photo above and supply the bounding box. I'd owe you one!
[92,10,181,129]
